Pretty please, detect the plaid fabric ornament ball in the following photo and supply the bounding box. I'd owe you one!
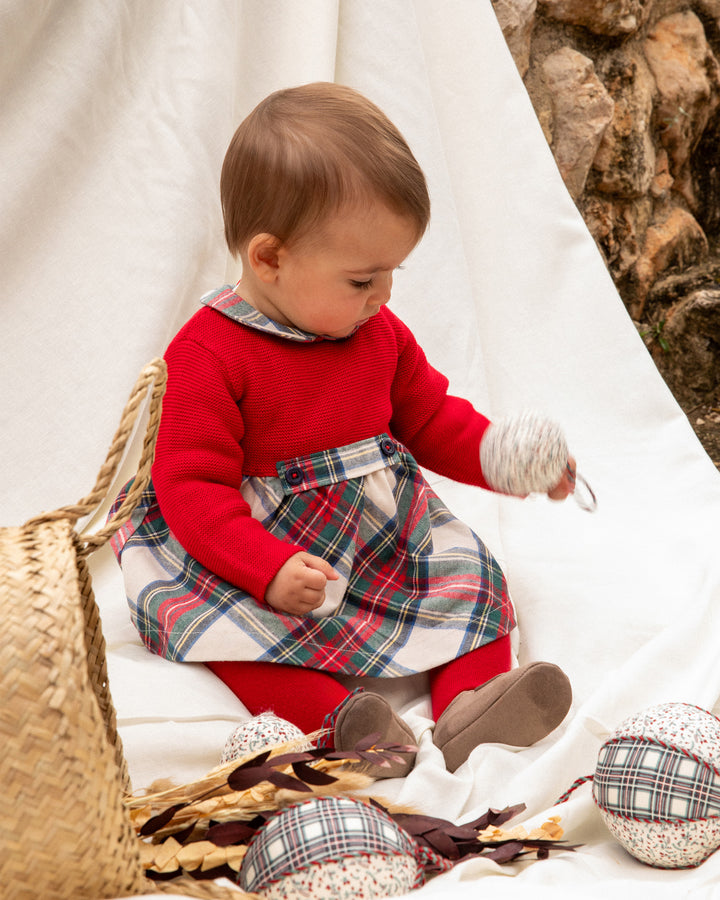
[221,713,309,764]
[238,795,445,898]
[592,702,720,868]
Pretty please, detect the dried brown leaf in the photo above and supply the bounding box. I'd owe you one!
[206,819,263,846]
[267,770,314,792]
[485,841,526,863]
[291,760,338,785]
[139,803,188,836]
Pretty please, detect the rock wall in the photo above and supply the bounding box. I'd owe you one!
[492,0,720,404]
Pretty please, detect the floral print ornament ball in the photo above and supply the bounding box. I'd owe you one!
[221,713,309,764]
[593,702,720,868]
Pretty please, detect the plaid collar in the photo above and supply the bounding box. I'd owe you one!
[201,284,352,343]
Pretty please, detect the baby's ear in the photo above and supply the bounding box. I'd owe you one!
[246,233,282,282]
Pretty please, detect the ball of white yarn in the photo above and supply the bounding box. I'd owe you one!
[480,411,568,496]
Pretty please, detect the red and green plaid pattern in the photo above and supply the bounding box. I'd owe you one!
[594,737,720,821]
[111,435,514,673]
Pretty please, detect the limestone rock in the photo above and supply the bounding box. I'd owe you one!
[491,0,537,77]
[644,11,720,209]
[631,205,708,316]
[543,47,614,199]
[592,50,657,198]
[652,148,674,198]
[656,286,720,402]
[495,0,720,401]
[692,102,720,235]
[538,0,650,36]
[694,0,720,19]
[582,195,652,281]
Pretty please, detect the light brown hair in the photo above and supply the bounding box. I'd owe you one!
[221,82,430,256]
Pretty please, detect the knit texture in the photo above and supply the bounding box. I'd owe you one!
[152,301,492,600]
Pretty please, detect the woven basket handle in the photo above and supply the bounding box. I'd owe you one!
[25,358,167,554]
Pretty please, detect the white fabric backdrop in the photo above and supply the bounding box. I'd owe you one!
[3,1,720,897]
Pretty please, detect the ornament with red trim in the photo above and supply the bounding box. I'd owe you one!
[592,702,720,868]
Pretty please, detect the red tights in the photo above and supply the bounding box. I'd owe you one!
[206,634,511,733]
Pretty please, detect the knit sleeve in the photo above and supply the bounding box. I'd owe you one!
[385,311,493,489]
[152,336,299,601]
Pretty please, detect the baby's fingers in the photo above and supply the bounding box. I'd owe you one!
[300,553,340,581]
[265,552,339,614]
[547,455,576,501]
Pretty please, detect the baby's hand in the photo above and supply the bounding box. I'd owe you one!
[547,455,577,501]
[265,552,339,615]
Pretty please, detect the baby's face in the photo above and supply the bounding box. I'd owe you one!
[264,202,419,339]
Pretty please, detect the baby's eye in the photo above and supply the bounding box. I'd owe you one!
[350,279,373,291]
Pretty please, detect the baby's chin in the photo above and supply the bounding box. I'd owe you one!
[320,321,366,340]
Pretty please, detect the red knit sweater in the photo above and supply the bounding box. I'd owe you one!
[152,303,492,601]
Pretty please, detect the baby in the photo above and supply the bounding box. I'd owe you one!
[112,82,574,776]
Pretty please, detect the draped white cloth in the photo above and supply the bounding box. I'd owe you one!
[3,1,720,896]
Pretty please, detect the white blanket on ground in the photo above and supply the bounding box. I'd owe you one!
[3,2,720,897]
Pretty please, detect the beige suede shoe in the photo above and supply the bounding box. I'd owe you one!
[433,662,572,772]
[333,692,417,779]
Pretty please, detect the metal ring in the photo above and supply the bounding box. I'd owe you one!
[573,473,597,512]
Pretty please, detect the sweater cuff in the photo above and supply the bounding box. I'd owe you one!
[239,538,301,605]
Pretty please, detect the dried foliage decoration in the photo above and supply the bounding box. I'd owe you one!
[381,801,577,867]
[126,734,403,880]
[126,735,576,884]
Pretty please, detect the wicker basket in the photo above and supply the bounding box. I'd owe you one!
[0,360,253,900]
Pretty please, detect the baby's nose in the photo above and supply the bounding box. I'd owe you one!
[376,274,393,305]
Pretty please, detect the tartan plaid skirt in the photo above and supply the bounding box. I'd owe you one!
[110,434,515,675]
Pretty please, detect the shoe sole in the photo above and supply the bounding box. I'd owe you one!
[435,662,572,772]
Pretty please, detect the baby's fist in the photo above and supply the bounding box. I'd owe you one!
[265,552,339,615]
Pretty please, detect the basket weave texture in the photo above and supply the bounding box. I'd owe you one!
[0,360,251,900]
